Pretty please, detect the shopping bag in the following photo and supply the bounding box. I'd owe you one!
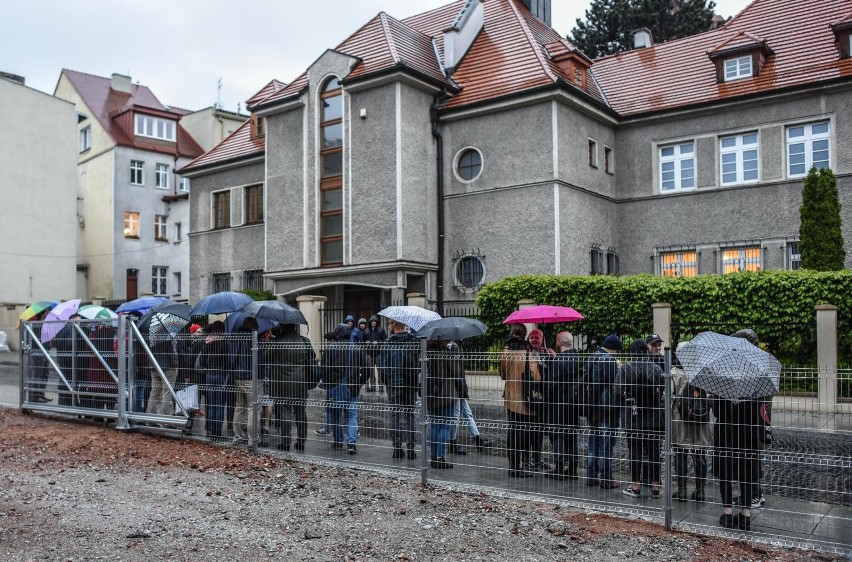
[175,384,199,414]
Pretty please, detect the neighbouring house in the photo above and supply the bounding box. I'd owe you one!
[0,72,78,344]
[53,70,236,302]
[181,0,852,315]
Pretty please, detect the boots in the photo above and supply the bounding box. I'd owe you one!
[448,440,467,455]
[672,477,687,502]
[474,435,493,454]
[692,479,706,502]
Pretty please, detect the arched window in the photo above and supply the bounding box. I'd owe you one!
[320,77,343,265]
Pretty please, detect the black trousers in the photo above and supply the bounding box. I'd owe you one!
[507,410,539,470]
[627,431,662,484]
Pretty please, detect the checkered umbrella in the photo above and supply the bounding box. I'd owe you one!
[145,313,190,346]
[377,305,441,332]
[676,331,781,402]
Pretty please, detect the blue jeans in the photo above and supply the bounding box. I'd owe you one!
[429,404,455,459]
[449,398,480,440]
[328,384,350,445]
[587,421,615,482]
[346,396,359,445]
[204,373,227,437]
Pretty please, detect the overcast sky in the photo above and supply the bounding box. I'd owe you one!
[2,0,749,113]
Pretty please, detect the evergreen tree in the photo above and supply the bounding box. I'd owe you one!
[799,167,846,270]
[570,0,718,58]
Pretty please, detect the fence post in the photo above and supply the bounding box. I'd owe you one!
[297,295,327,348]
[816,304,838,413]
[420,337,429,485]
[115,314,129,430]
[663,347,673,530]
[407,293,427,308]
[251,329,260,453]
[652,303,672,348]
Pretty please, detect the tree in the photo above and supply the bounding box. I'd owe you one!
[570,0,718,59]
[799,167,846,270]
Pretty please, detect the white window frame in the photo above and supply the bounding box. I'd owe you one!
[134,114,176,142]
[130,160,144,185]
[786,241,802,270]
[786,121,831,178]
[155,163,169,189]
[154,214,168,241]
[79,126,91,152]
[124,211,140,239]
[659,250,698,277]
[720,132,759,186]
[174,222,182,242]
[720,246,762,274]
[659,142,695,193]
[179,176,190,192]
[173,272,182,296]
[152,266,168,296]
[724,55,753,81]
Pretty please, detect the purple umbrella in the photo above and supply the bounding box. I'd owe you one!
[40,299,82,343]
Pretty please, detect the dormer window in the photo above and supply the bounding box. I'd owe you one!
[251,113,265,138]
[134,114,176,142]
[831,16,852,59]
[724,56,752,81]
[545,40,592,92]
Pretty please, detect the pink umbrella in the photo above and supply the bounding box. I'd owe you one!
[40,299,82,343]
[502,305,584,324]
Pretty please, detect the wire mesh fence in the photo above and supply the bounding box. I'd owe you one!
[15,321,852,555]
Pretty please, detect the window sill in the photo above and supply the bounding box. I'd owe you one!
[155,186,170,190]
[131,183,144,187]
[124,236,139,240]
[155,238,169,243]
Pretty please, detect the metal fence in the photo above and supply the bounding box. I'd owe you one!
[17,320,852,556]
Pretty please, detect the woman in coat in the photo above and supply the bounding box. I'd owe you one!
[426,340,462,469]
[201,321,230,438]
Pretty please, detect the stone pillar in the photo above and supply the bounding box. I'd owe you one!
[515,299,538,334]
[296,295,327,349]
[816,304,838,413]
[406,293,427,308]
[652,303,672,350]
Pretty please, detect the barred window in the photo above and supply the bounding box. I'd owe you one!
[606,249,619,275]
[660,250,697,277]
[786,241,801,270]
[242,269,264,291]
[590,246,605,275]
[211,272,231,293]
[721,246,762,274]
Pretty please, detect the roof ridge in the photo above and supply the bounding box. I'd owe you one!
[182,118,254,171]
[507,0,558,83]
[379,12,401,65]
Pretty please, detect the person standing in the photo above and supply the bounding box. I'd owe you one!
[319,324,361,451]
[447,340,492,455]
[670,342,711,502]
[544,331,581,479]
[267,323,318,451]
[526,329,554,472]
[381,319,421,460]
[200,321,229,438]
[426,340,462,469]
[52,314,81,407]
[585,334,623,489]
[362,315,387,393]
[230,316,258,444]
[499,323,542,478]
[146,330,180,416]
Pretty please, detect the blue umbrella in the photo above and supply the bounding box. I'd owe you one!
[116,296,167,314]
[226,311,276,334]
[189,291,253,316]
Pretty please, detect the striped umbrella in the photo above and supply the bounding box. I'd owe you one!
[77,305,119,320]
[19,301,58,322]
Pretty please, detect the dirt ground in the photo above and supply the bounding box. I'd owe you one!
[0,409,842,562]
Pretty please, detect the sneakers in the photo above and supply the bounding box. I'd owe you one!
[622,487,641,498]
[751,496,765,509]
[430,457,453,469]
[314,427,329,435]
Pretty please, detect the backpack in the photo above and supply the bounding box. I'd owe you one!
[679,382,710,423]
[633,366,662,409]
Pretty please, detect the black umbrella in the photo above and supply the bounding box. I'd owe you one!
[413,317,488,340]
[238,300,307,325]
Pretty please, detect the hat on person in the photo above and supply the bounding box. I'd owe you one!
[602,334,623,351]
[646,333,663,345]
[325,323,351,342]
[730,328,759,346]
[358,317,367,326]
[189,324,202,334]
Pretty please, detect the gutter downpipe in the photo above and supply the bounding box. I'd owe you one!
[430,94,447,316]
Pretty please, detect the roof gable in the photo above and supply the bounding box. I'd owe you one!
[180,118,263,173]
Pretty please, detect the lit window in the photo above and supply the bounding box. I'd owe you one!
[124,211,140,238]
[660,250,697,277]
[130,160,144,185]
[155,164,169,189]
[211,272,231,293]
[242,269,264,291]
[720,132,759,185]
[787,122,830,178]
[588,139,598,168]
[134,114,176,142]
[179,177,190,192]
[213,191,230,229]
[604,146,614,174]
[786,241,801,270]
[79,126,91,152]
[320,76,343,266]
[721,246,762,274]
[154,215,168,241]
[456,148,483,182]
[659,142,695,192]
[724,56,753,81]
[244,184,263,224]
[152,266,168,295]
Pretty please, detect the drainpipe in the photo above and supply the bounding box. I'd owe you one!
[430,94,446,316]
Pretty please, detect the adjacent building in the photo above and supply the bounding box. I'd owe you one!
[181,0,852,313]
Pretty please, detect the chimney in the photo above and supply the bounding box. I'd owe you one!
[519,0,551,26]
[110,73,132,94]
[633,28,653,49]
[443,0,484,75]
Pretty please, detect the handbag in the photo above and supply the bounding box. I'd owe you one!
[522,350,544,412]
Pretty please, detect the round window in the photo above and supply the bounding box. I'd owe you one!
[455,255,485,289]
[456,148,483,181]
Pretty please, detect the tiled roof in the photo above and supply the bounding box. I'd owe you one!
[62,69,203,157]
[591,0,852,117]
[180,118,263,172]
[246,79,286,109]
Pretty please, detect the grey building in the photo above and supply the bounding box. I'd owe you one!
[181,0,852,314]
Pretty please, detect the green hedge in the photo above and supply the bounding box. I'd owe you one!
[475,270,852,365]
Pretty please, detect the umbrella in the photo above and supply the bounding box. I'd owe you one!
[138,302,192,336]
[146,313,190,346]
[238,300,307,325]
[116,296,168,314]
[502,305,584,324]
[377,305,441,332]
[19,300,58,322]
[225,311,276,334]
[414,317,488,340]
[676,331,782,402]
[189,291,253,316]
[40,299,82,343]
[77,305,119,320]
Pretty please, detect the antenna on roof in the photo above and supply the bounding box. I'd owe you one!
[217,77,223,109]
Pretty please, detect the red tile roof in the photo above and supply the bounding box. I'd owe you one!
[61,69,203,157]
[591,0,852,117]
[246,79,286,109]
[180,118,263,172]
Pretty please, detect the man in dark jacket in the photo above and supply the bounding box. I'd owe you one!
[585,334,623,489]
[320,324,368,452]
[362,315,387,392]
[380,320,421,459]
[544,331,581,479]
